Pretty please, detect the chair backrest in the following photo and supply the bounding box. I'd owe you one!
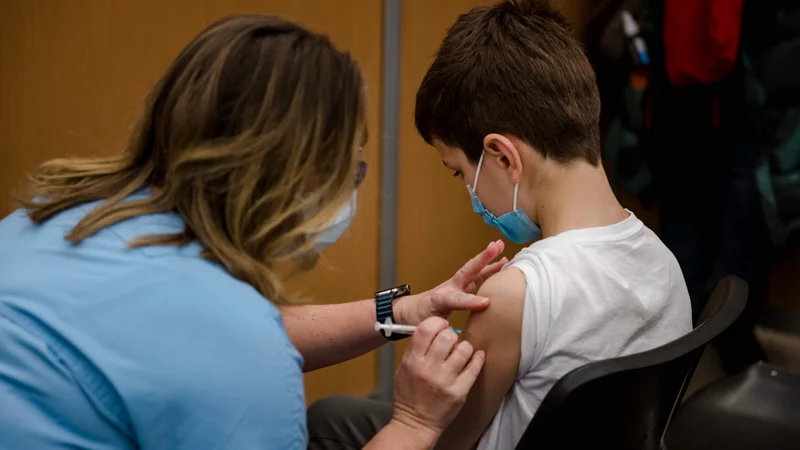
[515,276,748,450]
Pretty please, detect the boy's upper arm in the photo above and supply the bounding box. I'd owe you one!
[435,266,527,450]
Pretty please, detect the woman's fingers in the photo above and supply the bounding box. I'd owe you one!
[476,257,509,285]
[391,325,487,438]
[451,350,486,394]
[409,317,449,358]
[452,240,505,288]
[445,340,474,372]
[426,328,459,360]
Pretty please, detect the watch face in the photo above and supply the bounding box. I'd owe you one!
[376,284,412,298]
[394,284,411,296]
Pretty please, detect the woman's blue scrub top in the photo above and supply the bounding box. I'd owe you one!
[0,200,307,448]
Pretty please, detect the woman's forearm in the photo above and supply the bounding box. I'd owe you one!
[280,243,503,372]
[281,299,389,372]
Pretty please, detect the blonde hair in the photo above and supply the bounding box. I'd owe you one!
[22,15,366,305]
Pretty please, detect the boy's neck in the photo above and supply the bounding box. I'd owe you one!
[532,161,628,239]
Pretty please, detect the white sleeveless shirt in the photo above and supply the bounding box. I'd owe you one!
[477,211,692,450]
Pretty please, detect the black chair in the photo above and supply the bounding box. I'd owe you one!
[515,276,749,450]
[664,361,800,450]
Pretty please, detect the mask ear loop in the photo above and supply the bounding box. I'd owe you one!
[473,152,485,191]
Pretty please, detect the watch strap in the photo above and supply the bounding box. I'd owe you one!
[375,290,408,341]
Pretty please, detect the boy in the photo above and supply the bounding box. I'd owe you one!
[306,1,691,449]
[414,0,692,448]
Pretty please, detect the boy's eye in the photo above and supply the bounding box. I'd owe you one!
[453,170,462,178]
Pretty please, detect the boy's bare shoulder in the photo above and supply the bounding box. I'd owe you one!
[464,267,527,347]
[478,266,527,306]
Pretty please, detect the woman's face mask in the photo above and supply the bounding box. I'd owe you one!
[314,191,357,252]
[468,152,541,244]
[314,149,366,252]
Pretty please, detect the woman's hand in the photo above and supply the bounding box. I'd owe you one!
[394,240,508,325]
[391,317,486,444]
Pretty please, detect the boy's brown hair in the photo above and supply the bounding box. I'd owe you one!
[415,0,601,165]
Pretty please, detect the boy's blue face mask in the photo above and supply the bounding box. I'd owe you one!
[468,152,542,244]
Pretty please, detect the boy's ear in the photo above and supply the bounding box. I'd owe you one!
[483,133,523,184]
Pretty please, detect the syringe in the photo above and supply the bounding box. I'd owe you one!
[374,320,462,338]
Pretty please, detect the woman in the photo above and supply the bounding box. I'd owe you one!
[0,15,501,449]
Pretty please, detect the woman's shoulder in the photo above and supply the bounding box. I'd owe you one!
[146,257,295,353]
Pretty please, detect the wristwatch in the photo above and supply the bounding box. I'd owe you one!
[375,284,412,341]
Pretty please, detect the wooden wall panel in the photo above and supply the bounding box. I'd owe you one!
[395,0,593,364]
[0,0,382,404]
